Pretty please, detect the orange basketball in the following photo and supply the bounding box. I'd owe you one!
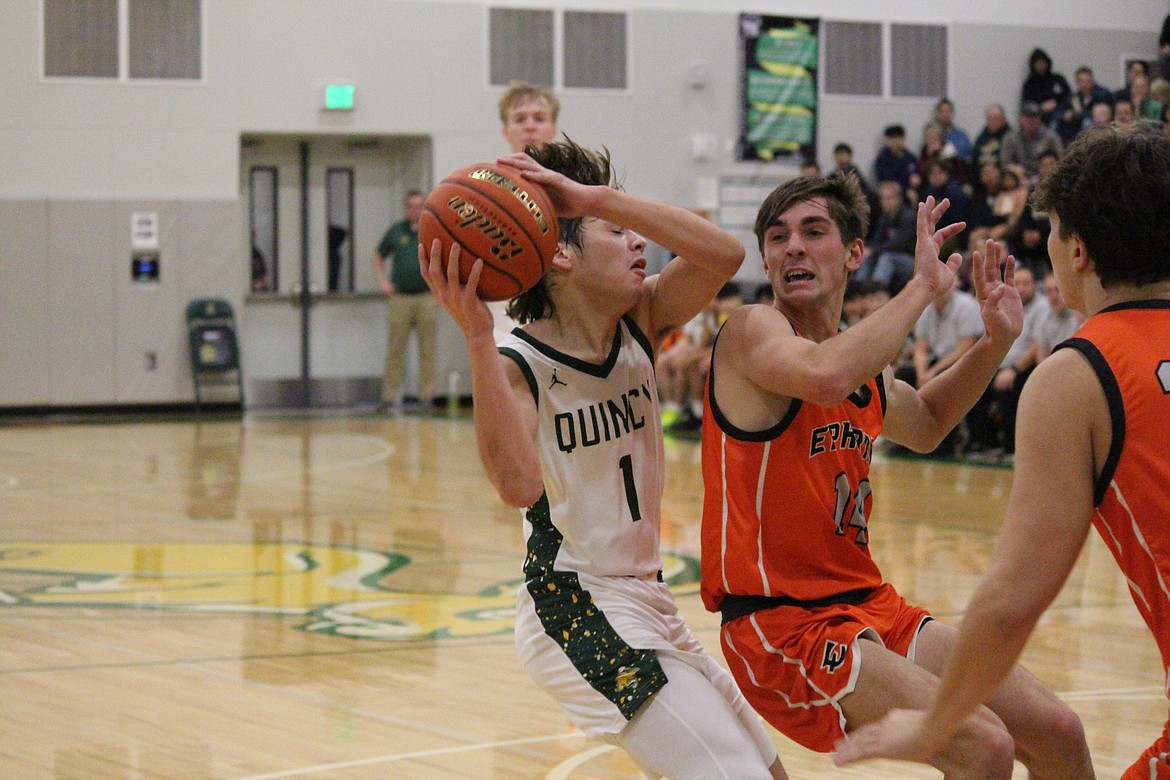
[418,163,559,301]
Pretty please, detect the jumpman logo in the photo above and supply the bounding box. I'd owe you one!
[548,369,567,389]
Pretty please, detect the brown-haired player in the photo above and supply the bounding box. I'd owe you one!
[421,138,786,779]
[835,124,1170,780]
[699,173,1094,778]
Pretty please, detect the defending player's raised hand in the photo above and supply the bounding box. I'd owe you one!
[911,196,965,298]
[969,239,1023,348]
[419,239,493,340]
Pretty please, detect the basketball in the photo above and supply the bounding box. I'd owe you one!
[419,163,559,301]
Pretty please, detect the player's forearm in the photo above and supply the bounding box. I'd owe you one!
[925,587,1038,744]
[917,336,1001,428]
[588,188,744,278]
[808,281,935,395]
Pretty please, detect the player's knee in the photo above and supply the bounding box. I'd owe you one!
[986,727,1017,778]
[1022,703,1093,778]
[1046,701,1088,748]
[952,713,1015,779]
[975,726,1017,779]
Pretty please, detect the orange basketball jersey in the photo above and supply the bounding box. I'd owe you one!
[1057,300,1170,684]
[700,344,887,613]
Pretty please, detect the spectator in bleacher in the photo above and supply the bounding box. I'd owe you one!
[1113,59,1149,104]
[840,279,892,331]
[990,165,1029,242]
[1012,220,1051,272]
[854,180,916,294]
[916,124,966,188]
[831,142,865,183]
[658,282,743,433]
[1084,101,1114,134]
[1147,77,1170,125]
[965,161,1005,250]
[992,268,1052,457]
[1032,273,1085,365]
[972,103,1012,167]
[1010,151,1058,273]
[1021,48,1071,126]
[1056,66,1114,144]
[831,142,879,239]
[1000,101,1063,182]
[926,98,974,165]
[873,124,918,191]
[919,159,970,256]
[841,278,868,331]
[1130,72,1164,124]
[1113,97,1138,128]
[964,264,1048,457]
[966,162,1026,253]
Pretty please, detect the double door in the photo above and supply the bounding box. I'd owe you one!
[239,134,432,407]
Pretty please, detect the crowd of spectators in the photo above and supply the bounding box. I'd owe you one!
[664,34,1168,453]
[827,39,1170,461]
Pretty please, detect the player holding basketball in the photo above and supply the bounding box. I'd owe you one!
[698,172,1093,778]
[833,125,1170,780]
[419,139,787,779]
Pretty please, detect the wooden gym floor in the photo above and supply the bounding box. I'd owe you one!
[0,409,1162,779]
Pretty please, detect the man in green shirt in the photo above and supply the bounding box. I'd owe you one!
[372,190,436,408]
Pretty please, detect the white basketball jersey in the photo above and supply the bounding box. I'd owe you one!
[499,317,664,578]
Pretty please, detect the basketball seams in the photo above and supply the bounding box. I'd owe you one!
[420,204,523,299]
[460,164,557,265]
[445,176,555,273]
[418,163,558,302]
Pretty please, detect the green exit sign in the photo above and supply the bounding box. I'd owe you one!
[324,84,354,111]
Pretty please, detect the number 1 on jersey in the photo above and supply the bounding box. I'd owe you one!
[619,454,642,522]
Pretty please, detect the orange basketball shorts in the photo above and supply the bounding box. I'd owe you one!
[1122,724,1170,780]
[719,582,931,753]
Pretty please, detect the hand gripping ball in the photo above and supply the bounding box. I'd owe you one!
[419,163,559,301]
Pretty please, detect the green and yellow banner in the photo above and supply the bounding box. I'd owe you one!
[739,15,819,163]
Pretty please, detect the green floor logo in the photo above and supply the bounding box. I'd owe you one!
[0,542,700,642]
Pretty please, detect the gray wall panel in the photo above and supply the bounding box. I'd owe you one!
[48,201,117,404]
[0,201,51,405]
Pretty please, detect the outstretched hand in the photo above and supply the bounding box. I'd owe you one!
[418,239,494,341]
[831,708,943,768]
[969,239,1023,347]
[496,152,594,219]
[911,196,964,298]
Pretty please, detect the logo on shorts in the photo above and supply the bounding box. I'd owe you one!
[820,640,848,674]
[614,666,638,692]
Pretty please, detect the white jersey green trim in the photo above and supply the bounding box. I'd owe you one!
[501,316,669,718]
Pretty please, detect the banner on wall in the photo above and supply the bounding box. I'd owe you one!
[738,15,819,164]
